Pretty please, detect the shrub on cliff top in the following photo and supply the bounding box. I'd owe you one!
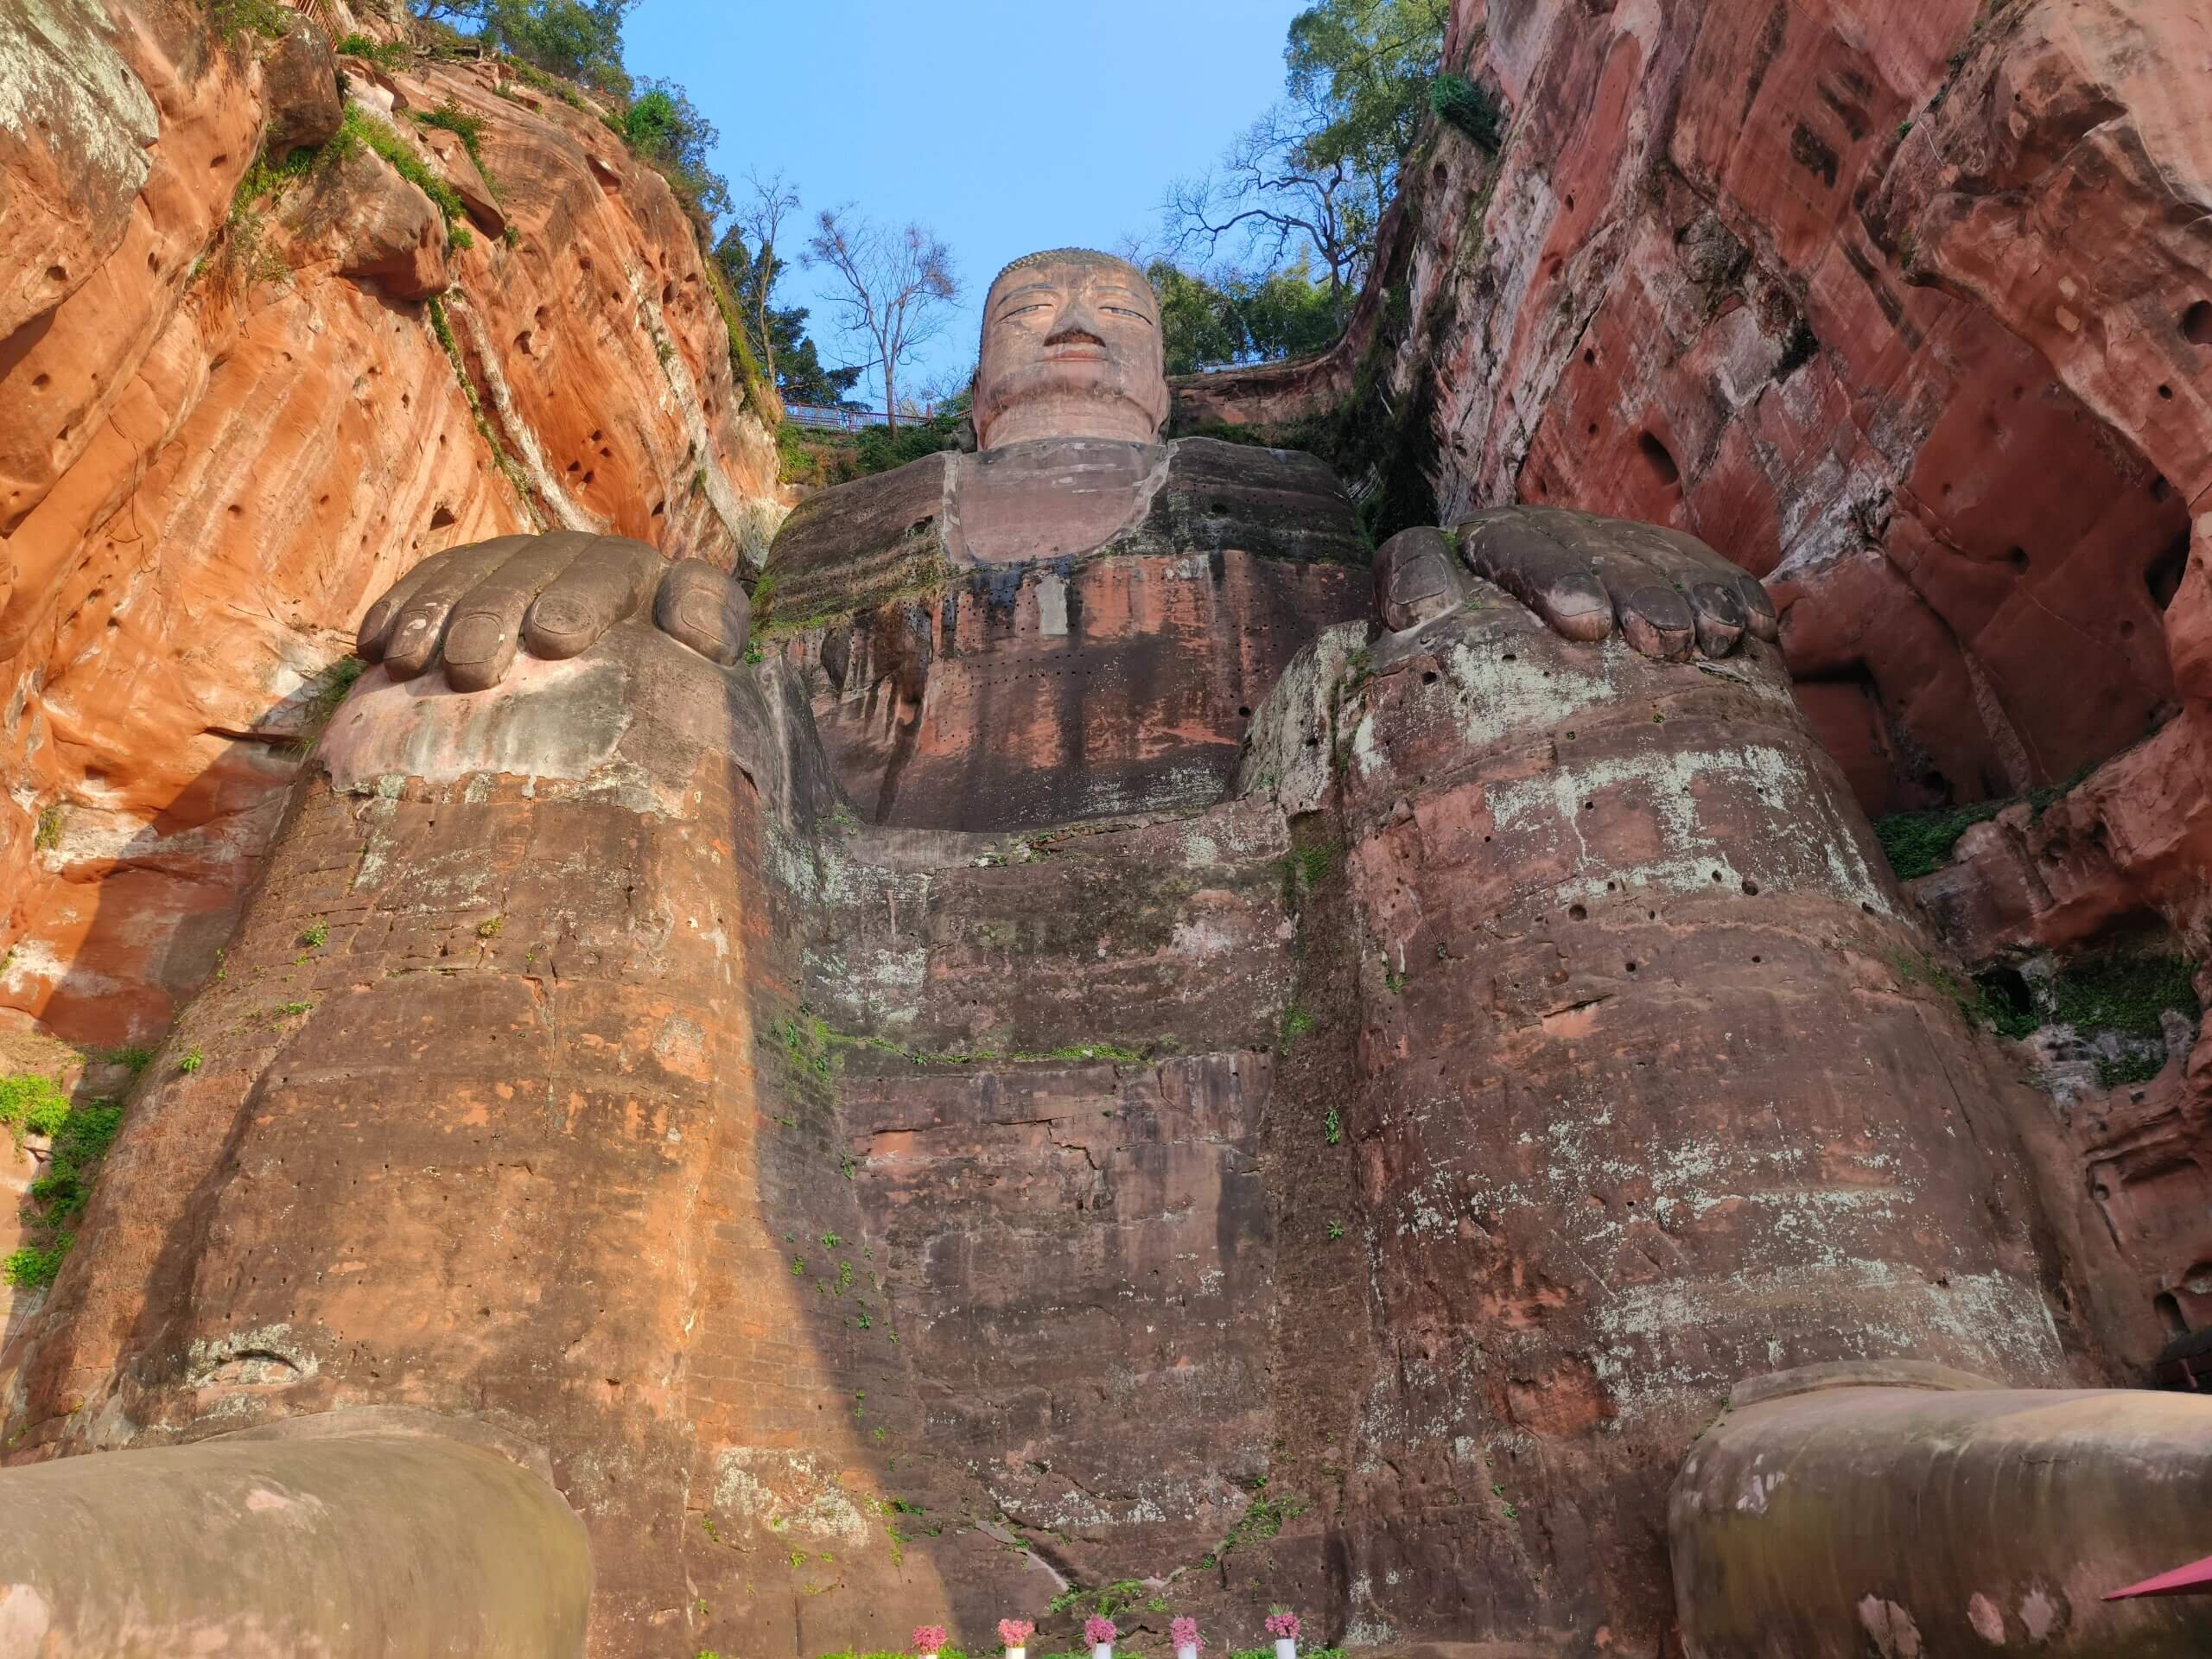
[1872,801,2005,880]
[620,80,730,223]
[205,0,292,45]
[335,32,411,70]
[410,0,634,95]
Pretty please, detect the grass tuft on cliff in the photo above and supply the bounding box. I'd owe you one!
[1872,763,2098,881]
[412,100,500,198]
[3,1076,125,1290]
[331,106,476,251]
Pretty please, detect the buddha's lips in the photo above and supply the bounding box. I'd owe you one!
[1044,346,1109,363]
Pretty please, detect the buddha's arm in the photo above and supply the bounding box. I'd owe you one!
[357,531,753,688]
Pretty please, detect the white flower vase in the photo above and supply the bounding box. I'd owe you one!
[1094,1645,1112,1659]
[1008,1647,1027,1659]
[1275,1642,1296,1659]
[1179,1646,1198,1659]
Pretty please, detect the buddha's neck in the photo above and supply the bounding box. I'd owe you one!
[980,401,1160,450]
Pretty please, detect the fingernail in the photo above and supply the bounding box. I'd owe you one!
[443,613,505,664]
[677,592,728,641]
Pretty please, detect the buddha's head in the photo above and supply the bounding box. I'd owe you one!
[973,249,1169,450]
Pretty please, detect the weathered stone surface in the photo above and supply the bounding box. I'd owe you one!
[1671,1366,2212,1656]
[419,124,507,238]
[1170,0,2212,1464]
[0,11,783,1047]
[259,18,342,156]
[0,1413,592,1657]
[313,141,451,299]
[0,620,876,1655]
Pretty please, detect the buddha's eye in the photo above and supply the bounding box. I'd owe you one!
[1102,305,1152,323]
[1000,303,1051,319]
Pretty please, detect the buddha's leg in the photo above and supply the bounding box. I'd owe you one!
[1277,550,2075,1652]
[0,618,927,1656]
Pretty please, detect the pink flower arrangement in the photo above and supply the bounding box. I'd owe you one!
[1000,1619,1036,1649]
[1171,1617,1203,1652]
[1084,1617,1117,1646]
[1265,1613,1300,1642]
[913,1628,949,1656]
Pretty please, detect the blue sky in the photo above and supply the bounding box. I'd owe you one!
[624,1,1306,406]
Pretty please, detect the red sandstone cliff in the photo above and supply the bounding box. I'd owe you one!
[0,0,782,1047]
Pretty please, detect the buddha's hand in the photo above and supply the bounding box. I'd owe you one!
[1448,506,1777,660]
[356,531,751,690]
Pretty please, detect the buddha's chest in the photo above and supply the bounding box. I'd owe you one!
[807,547,1369,830]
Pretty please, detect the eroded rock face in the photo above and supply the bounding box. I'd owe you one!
[1170,0,2212,1410]
[0,9,781,1048]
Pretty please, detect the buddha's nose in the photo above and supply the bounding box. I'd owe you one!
[1045,299,1107,346]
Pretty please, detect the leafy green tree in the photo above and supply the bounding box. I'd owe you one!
[1285,0,1452,174]
[1151,263,1244,376]
[1148,257,1339,375]
[412,0,635,93]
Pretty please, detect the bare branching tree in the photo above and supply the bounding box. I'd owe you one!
[804,208,959,431]
[1160,0,1449,322]
[736,168,800,386]
[1163,91,1377,316]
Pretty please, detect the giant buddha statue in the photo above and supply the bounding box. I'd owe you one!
[5,249,2209,1659]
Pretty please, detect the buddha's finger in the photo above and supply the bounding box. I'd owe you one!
[359,543,482,662]
[1731,571,1779,642]
[1542,516,1694,662]
[653,559,752,666]
[1623,531,1748,658]
[442,533,597,691]
[380,538,534,679]
[1456,508,1616,642]
[1376,526,1471,632]
[522,536,665,660]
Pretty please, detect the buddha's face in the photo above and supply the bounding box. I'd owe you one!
[973,253,1169,450]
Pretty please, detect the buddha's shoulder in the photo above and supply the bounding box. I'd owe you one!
[769,450,954,569]
[1129,435,1364,565]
